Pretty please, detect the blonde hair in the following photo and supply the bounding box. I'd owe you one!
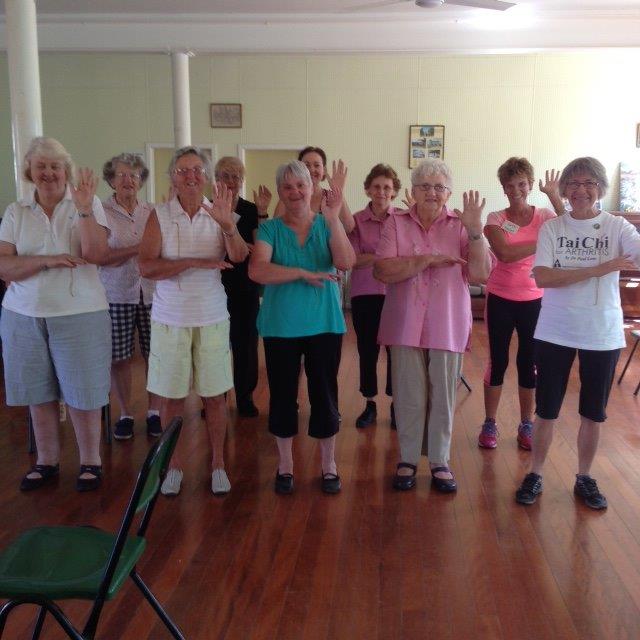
[22,136,75,183]
[215,156,245,179]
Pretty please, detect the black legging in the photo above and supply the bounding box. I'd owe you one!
[484,293,541,388]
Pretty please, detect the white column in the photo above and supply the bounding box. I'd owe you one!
[5,0,43,200]
[171,51,192,148]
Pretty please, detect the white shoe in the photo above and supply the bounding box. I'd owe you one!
[161,468,183,496]
[211,468,231,495]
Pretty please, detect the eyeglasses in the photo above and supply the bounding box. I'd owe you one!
[217,172,242,182]
[175,167,206,176]
[566,180,599,191]
[115,172,141,180]
[414,183,450,193]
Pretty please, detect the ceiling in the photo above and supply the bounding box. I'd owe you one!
[1,0,640,53]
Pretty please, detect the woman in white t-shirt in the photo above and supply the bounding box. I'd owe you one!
[515,157,640,510]
[0,137,111,492]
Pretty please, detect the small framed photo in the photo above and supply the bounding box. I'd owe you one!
[210,103,242,128]
[409,124,445,168]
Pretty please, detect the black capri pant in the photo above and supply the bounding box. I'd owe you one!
[534,339,620,423]
[484,293,541,388]
[263,333,342,439]
[351,294,391,399]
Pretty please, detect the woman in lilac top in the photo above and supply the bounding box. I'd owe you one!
[374,159,490,493]
[349,163,402,429]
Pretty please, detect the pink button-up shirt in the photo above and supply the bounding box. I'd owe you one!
[376,206,472,352]
[348,204,399,298]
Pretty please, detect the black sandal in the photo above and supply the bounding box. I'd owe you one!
[76,465,102,492]
[20,464,60,492]
[321,472,341,494]
[393,462,417,491]
[430,466,457,493]
[275,471,294,495]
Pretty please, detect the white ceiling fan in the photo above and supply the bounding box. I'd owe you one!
[350,0,515,11]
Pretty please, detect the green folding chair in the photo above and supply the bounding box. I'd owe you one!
[0,417,184,640]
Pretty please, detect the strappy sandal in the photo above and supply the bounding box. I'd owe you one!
[20,464,60,492]
[393,462,417,491]
[430,466,457,493]
[76,465,102,492]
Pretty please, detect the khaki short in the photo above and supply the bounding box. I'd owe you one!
[147,320,233,399]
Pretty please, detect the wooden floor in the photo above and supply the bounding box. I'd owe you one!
[2,315,640,639]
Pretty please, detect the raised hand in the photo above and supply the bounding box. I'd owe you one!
[321,184,343,223]
[253,185,272,214]
[401,188,415,209]
[302,270,340,288]
[71,167,99,213]
[454,190,486,235]
[329,159,348,191]
[46,254,87,269]
[202,182,234,231]
[539,169,560,197]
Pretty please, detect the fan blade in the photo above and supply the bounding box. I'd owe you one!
[446,0,515,10]
[344,0,407,11]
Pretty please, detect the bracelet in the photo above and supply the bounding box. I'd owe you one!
[258,213,269,219]
[469,233,483,241]
[222,227,238,238]
[41,264,49,271]
[78,212,92,218]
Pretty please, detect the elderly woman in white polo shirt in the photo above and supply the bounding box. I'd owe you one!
[99,152,161,441]
[0,136,111,492]
[139,146,248,497]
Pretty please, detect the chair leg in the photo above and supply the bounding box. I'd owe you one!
[102,403,112,445]
[0,599,83,640]
[27,411,36,454]
[460,374,472,393]
[30,606,46,640]
[617,337,640,384]
[131,571,186,640]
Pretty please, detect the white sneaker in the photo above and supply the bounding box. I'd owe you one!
[211,468,231,495]
[161,468,183,496]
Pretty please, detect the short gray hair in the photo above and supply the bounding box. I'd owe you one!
[22,136,75,183]
[276,160,312,189]
[559,157,608,198]
[168,146,212,180]
[102,152,149,187]
[411,159,453,189]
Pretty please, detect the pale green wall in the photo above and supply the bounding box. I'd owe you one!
[1,50,640,215]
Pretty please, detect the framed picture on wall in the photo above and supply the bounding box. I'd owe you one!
[210,103,242,128]
[409,125,445,168]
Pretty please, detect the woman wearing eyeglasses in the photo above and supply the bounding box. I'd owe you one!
[374,159,490,493]
[516,157,640,510]
[349,163,402,429]
[139,146,248,497]
[99,153,161,441]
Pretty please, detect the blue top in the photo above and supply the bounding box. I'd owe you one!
[256,215,346,338]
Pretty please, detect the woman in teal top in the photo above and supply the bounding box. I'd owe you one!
[249,160,355,495]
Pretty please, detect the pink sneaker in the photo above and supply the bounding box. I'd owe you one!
[517,420,533,450]
[478,419,498,449]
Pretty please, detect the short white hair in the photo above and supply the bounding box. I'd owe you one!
[23,136,75,183]
[276,160,312,189]
[411,159,453,189]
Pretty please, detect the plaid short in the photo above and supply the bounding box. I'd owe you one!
[108,299,152,361]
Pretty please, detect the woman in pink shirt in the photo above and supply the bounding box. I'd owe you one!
[349,163,401,429]
[478,158,564,451]
[374,159,490,493]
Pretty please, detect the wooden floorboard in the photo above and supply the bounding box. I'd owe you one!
[1,313,640,639]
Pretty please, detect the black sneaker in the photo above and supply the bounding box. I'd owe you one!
[574,475,607,510]
[356,401,377,428]
[114,417,134,440]
[515,472,543,505]
[146,414,162,438]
